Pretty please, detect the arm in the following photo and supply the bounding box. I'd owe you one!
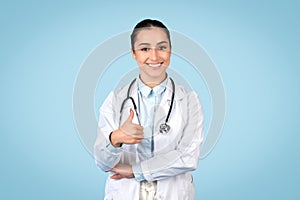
[94,92,122,171]
[134,91,204,181]
[94,92,144,172]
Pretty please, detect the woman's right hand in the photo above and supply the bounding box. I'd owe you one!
[110,108,144,147]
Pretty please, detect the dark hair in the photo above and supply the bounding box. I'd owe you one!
[130,19,171,50]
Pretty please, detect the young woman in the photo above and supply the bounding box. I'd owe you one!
[94,19,204,200]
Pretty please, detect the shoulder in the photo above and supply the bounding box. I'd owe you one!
[173,82,199,101]
[113,81,132,97]
[172,82,202,115]
[101,81,132,106]
[107,80,137,103]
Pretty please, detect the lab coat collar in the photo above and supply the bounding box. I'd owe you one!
[137,75,168,98]
[164,77,185,101]
[118,76,185,101]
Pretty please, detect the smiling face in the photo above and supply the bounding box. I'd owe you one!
[131,27,171,88]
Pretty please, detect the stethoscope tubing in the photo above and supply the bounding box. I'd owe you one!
[119,77,175,134]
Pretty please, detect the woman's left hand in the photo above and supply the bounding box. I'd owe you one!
[109,163,134,179]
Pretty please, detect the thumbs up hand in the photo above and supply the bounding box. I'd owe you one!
[110,108,144,147]
[126,108,135,123]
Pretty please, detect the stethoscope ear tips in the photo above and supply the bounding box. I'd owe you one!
[159,123,170,134]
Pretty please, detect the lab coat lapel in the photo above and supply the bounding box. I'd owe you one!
[154,79,173,131]
[117,80,140,125]
[153,78,186,131]
[130,80,140,124]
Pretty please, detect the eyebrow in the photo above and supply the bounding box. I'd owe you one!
[138,43,151,46]
[157,41,168,45]
[138,41,169,46]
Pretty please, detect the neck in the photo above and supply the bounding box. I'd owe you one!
[139,74,167,88]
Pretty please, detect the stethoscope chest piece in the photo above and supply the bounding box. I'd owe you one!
[159,123,171,134]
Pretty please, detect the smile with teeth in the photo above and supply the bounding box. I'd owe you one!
[147,62,163,67]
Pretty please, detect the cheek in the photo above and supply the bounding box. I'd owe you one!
[138,59,147,66]
[162,53,171,64]
[162,51,171,59]
[135,54,147,64]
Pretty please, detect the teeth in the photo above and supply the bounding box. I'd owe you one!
[148,63,161,67]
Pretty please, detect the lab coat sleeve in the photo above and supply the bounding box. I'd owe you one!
[140,91,204,181]
[94,91,122,172]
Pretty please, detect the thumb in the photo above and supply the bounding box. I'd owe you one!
[127,108,134,122]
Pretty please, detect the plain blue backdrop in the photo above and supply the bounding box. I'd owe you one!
[1,0,299,199]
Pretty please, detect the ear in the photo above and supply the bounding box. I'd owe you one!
[131,49,137,60]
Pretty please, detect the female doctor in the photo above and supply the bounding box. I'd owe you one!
[94,19,204,200]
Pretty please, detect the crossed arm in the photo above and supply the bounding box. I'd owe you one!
[94,91,203,181]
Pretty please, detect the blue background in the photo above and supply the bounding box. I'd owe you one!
[1,0,299,199]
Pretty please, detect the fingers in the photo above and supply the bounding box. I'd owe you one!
[119,125,144,137]
[110,173,125,179]
[121,133,143,143]
[133,124,144,131]
[109,164,134,179]
[127,138,143,144]
[128,124,144,136]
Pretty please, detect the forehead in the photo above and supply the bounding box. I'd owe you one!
[135,27,169,44]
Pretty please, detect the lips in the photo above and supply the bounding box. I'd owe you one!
[147,62,163,68]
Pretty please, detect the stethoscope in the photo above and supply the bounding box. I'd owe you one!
[119,77,175,134]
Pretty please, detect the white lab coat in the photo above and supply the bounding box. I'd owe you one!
[94,78,204,200]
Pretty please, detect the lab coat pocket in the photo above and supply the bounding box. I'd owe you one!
[105,178,126,199]
[180,173,195,200]
[104,177,118,200]
[105,178,139,200]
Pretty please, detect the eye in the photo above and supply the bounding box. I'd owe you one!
[158,46,167,51]
[141,47,150,52]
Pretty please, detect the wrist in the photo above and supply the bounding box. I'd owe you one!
[110,129,123,147]
[132,163,146,181]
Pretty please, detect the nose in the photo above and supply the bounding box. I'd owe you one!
[149,48,158,61]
